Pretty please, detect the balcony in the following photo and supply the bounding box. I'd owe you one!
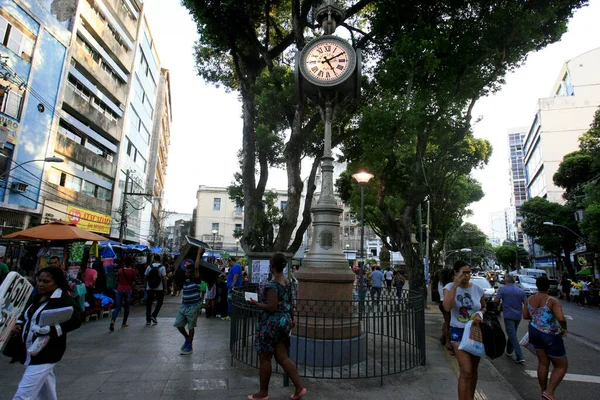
[63,84,121,142]
[202,234,224,247]
[103,0,139,40]
[55,134,116,179]
[72,42,128,104]
[80,1,133,71]
[233,210,243,219]
[44,182,112,216]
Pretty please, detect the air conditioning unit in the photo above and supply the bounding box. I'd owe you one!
[10,182,28,193]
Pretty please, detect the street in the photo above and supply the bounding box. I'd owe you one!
[489,293,600,400]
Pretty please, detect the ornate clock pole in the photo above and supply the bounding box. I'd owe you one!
[293,1,364,365]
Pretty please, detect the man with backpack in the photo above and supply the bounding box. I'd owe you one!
[145,254,167,325]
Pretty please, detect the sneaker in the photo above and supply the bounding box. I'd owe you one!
[181,339,189,351]
[215,314,222,318]
[146,321,151,326]
[505,350,514,357]
[515,358,525,364]
[151,317,158,324]
[180,344,193,355]
[222,316,231,321]
[109,321,115,332]
[121,323,129,328]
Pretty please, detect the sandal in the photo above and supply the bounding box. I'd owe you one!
[291,388,308,400]
[542,393,554,400]
[247,395,269,400]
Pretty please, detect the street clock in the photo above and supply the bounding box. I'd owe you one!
[299,36,356,88]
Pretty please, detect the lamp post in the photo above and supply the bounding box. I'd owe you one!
[212,229,218,257]
[543,221,583,239]
[345,243,350,262]
[1,156,64,181]
[353,171,374,313]
[235,238,239,257]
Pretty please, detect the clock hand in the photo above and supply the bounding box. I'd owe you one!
[324,59,337,74]
[322,52,345,63]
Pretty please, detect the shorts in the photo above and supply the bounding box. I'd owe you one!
[450,327,465,343]
[173,304,200,330]
[528,325,567,358]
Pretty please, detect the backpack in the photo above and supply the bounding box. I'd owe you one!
[147,264,162,289]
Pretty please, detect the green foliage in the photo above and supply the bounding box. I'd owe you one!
[446,223,487,252]
[520,197,580,277]
[494,245,530,271]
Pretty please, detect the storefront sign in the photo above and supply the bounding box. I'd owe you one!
[0,116,20,145]
[67,206,111,234]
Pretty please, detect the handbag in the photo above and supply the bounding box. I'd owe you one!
[519,332,536,354]
[2,333,25,363]
[480,314,506,359]
[458,320,486,358]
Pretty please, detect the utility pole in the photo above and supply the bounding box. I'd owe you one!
[425,198,430,282]
[118,170,130,243]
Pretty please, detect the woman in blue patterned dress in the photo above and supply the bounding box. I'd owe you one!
[248,253,307,400]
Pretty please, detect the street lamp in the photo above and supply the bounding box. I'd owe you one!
[543,221,584,239]
[1,156,64,181]
[345,243,350,261]
[353,170,374,313]
[211,229,218,256]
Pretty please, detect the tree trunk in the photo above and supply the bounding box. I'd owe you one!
[562,249,576,279]
[241,90,259,252]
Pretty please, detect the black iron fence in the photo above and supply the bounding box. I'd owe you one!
[230,283,426,383]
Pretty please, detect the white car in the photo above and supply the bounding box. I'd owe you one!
[515,275,538,296]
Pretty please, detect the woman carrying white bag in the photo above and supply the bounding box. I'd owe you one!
[443,260,487,400]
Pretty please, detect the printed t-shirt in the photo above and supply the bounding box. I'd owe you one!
[116,268,136,292]
[82,268,98,287]
[371,270,384,288]
[144,264,167,291]
[227,263,243,289]
[496,284,527,320]
[444,282,484,328]
[182,276,202,305]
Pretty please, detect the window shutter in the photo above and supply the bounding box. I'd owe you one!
[3,90,22,118]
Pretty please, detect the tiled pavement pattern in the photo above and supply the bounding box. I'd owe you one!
[0,296,522,399]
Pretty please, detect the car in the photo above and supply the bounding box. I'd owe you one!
[548,279,559,296]
[515,275,538,296]
[470,276,499,314]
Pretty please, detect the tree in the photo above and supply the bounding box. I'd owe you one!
[446,223,487,253]
[520,197,581,278]
[182,0,374,254]
[338,0,586,289]
[495,244,530,271]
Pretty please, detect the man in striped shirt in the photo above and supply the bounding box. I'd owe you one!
[174,247,205,355]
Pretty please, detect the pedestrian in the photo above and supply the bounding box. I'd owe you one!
[225,257,243,321]
[494,274,527,364]
[523,276,568,400]
[581,277,590,306]
[215,275,228,318]
[9,267,81,400]
[80,263,97,293]
[560,274,571,302]
[370,266,384,305]
[438,268,454,354]
[174,247,204,355]
[443,260,486,400]
[393,270,405,299]
[385,267,393,294]
[204,280,217,318]
[249,252,307,400]
[110,256,136,331]
[144,254,167,325]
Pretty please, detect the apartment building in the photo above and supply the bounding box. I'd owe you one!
[522,47,600,267]
[523,47,600,203]
[0,0,72,233]
[507,127,528,246]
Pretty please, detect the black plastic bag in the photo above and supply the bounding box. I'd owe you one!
[481,314,506,359]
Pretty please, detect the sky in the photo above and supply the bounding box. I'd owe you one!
[143,0,600,237]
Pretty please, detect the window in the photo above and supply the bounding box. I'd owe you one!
[61,173,82,192]
[0,16,34,62]
[211,223,219,232]
[1,89,23,119]
[280,201,288,211]
[234,223,242,233]
[0,146,13,181]
[234,204,243,212]
[213,198,221,211]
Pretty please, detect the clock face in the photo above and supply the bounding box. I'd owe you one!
[300,37,356,86]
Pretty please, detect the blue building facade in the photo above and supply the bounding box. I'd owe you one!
[0,0,70,230]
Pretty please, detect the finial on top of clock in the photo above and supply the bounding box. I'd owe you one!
[315,0,344,35]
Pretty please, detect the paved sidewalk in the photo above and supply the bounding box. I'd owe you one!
[0,297,523,399]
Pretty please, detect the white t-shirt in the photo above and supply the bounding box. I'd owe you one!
[385,271,393,280]
[144,263,167,291]
[438,283,444,301]
[443,282,484,329]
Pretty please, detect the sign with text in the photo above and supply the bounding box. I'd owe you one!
[67,206,111,234]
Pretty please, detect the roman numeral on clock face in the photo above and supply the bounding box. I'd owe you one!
[336,65,344,70]
[311,66,318,73]
[325,45,331,52]
[317,70,324,77]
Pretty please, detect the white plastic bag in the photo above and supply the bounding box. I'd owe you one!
[519,332,536,355]
[458,320,486,358]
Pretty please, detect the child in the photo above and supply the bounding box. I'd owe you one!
[173,247,204,355]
